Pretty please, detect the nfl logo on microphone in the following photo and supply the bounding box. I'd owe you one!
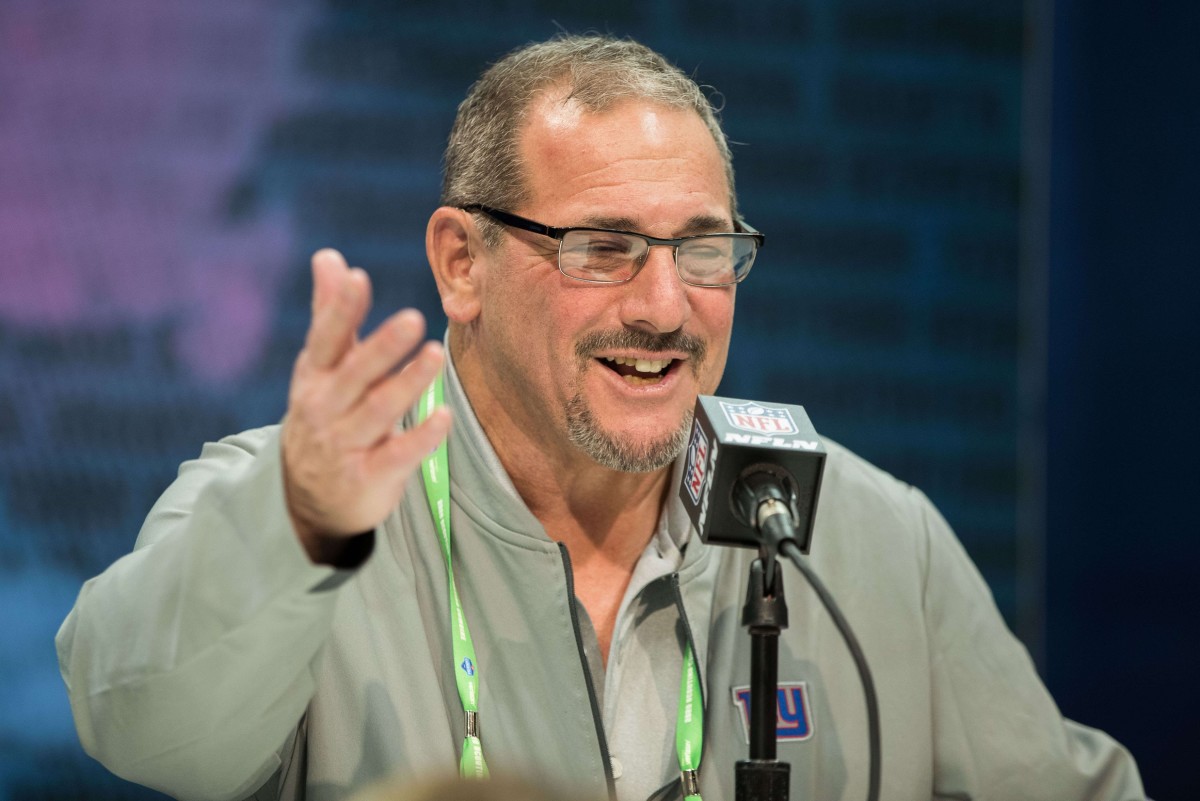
[720,401,799,436]
[683,425,709,506]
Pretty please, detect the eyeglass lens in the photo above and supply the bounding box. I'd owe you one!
[558,230,755,286]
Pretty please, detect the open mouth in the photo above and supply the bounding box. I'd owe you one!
[598,355,677,386]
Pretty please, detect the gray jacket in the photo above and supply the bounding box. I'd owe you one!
[57,362,1144,801]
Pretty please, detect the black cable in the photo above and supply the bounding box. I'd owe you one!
[778,536,881,801]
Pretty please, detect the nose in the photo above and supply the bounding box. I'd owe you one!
[617,244,692,334]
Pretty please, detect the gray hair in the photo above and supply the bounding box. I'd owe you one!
[441,35,738,247]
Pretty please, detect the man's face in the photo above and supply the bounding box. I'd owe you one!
[472,93,736,472]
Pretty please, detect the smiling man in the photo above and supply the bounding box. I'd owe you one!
[426,86,743,660]
[57,35,1143,801]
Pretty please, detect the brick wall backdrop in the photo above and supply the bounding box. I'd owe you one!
[0,0,1035,796]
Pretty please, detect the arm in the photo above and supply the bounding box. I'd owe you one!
[56,427,353,800]
[920,491,1145,800]
[56,250,451,801]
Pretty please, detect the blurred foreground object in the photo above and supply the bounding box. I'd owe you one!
[349,772,593,801]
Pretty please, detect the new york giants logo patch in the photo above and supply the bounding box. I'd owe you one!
[731,683,814,742]
[720,401,799,436]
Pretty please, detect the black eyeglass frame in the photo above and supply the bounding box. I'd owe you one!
[459,203,764,287]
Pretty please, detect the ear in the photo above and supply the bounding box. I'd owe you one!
[426,206,484,324]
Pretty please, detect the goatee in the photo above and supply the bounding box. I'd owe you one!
[566,329,707,472]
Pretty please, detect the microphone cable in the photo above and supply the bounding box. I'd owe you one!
[760,506,881,801]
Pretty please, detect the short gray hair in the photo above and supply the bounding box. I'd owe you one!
[441,35,738,246]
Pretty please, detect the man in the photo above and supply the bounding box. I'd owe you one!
[57,35,1144,801]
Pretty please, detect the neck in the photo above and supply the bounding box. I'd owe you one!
[517,454,671,566]
[450,333,676,661]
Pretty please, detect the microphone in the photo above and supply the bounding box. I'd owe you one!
[678,395,826,553]
[679,395,881,801]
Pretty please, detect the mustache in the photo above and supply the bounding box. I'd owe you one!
[575,329,707,363]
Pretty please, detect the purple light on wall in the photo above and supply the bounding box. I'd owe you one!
[0,0,315,383]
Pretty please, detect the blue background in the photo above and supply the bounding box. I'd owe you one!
[0,0,1194,797]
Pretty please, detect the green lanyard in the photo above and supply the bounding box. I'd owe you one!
[419,373,487,779]
[418,371,703,796]
[677,641,704,800]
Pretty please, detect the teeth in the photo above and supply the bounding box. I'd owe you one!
[603,355,671,373]
[636,358,666,373]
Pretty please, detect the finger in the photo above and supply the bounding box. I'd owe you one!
[347,266,371,346]
[363,406,453,484]
[306,249,351,365]
[334,340,444,449]
[310,248,345,317]
[326,307,428,415]
[306,255,370,369]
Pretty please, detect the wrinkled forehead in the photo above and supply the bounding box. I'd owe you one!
[515,91,732,220]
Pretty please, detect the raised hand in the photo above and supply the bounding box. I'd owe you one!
[281,249,451,563]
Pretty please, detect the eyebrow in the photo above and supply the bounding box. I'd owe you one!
[579,214,733,237]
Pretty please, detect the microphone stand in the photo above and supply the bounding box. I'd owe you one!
[734,494,882,801]
[736,545,790,801]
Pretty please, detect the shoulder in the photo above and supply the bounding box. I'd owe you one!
[799,437,954,601]
[165,424,284,482]
[193,423,282,461]
[135,423,292,552]
[816,437,936,533]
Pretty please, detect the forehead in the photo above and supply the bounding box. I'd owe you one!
[516,91,732,230]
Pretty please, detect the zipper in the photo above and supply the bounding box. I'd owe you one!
[558,543,617,800]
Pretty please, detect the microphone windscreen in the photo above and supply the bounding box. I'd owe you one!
[679,396,826,552]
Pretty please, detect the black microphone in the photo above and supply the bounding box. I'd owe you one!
[678,395,826,552]
[680,397,881,801]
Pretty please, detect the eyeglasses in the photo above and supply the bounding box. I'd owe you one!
[460,204,763,287]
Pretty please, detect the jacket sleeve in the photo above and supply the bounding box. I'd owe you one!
[917,489,1145,801]
[55,426,367,801]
